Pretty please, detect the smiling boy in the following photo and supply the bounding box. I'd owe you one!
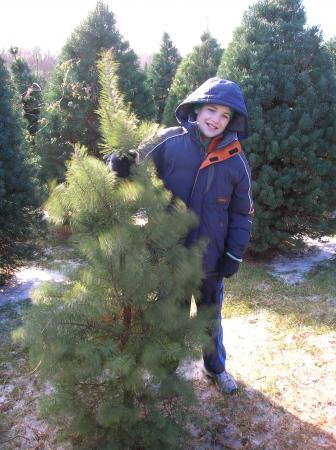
[148,78,254,394]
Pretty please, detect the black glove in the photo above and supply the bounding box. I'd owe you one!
[217,253,241,279]
[106,150,138,178]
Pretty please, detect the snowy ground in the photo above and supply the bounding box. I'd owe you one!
[0,245,81,307]
[2,235,334,309]
[0,267,64,307]
[269,235,336,284]
[0,239,335,449]
[179,313,336,450]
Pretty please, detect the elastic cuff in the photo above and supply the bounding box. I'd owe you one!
[226,252,243,263]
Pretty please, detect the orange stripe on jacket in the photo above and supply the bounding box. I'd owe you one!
[190,141,242,200]
[200,140,242,170]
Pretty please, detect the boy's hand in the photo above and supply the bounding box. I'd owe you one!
[217,253,241,279]
[107,150,138,178]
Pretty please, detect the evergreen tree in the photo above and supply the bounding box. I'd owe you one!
[18,51,206,449]
[0,58,40,277]
[162,32,223,126]
[326,37,336,71]
[11,57,42,137]
[37,1,155,184]
[147,32,181,123]
[217,0,336,252]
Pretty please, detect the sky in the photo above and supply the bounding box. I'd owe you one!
[1,0,335,57]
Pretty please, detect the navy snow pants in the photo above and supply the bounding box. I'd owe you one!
[196,276,226,374]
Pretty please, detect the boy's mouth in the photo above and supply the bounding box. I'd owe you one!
[206,122,218,131]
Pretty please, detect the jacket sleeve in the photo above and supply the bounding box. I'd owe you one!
[144,127,183,177]
[225,153,254,260]
[145,140,166,178]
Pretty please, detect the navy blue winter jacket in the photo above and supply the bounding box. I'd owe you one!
[148,78,254,275]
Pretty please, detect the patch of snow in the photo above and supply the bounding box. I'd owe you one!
[0,266,65,306]
[0,383,15,404]
[41,381,56,396]
[178,358,204,380]
[16,267,64,283]
[223,314,271,360]
[269,236,336,284]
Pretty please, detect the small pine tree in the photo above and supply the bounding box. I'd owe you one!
[217,0,336,252]
[147,32,181,123]
[0,58,40,277]
[11,57,42,137]
[19,51,206,449]
[37,1,155,184]
[162,31,223,126]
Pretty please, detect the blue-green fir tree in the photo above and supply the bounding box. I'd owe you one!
[147,32,181,123]
[18,51,207,449]
[0,58,40,278]
[326,36,336,72]
[218,0,336,252]
[162,32,223,126]
[36,1,155,185]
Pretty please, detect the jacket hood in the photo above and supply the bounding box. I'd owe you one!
[175,77,249,140]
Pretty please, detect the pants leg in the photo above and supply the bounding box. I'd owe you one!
[197,276,226,374]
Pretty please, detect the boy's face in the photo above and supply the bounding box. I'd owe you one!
[195,104,231,138]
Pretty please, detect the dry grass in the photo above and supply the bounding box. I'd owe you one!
[184,259,336,449]
[0,255,335,449]
[0,302,66,450]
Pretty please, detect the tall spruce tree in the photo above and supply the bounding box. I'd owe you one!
[37,1,155,184]
[326,37,336,71]
[147,32,181,123]
[0,58,39,277]
[18,51,206,449]
[11,57,42,138]
[162,31,222,126]
[217,0,336,252]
